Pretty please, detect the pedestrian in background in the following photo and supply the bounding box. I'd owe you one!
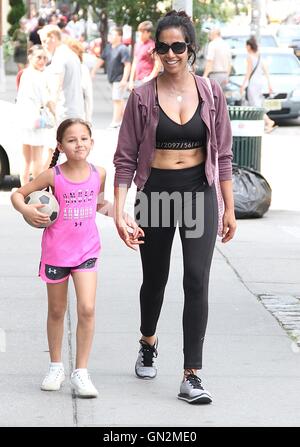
[38,25,84,122]
[29,17,46,47]
[11,118,144,398]
[91,28,131,128]
[128,21,160,90]
[38,25,85,167]
[66,14,85,40]
[114,10,236,404]
[12,18,28,72]
[203,27,232,91]
[67,39,93,122]
[240,36,276,133]
[16,45,55,185]
[57,17,71,41]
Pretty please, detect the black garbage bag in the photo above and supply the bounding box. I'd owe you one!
[232,164,272,218]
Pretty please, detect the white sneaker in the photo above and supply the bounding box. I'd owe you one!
[71,369,98,398]
[41,363,65,391]
[135,338,158,379]
[178,373,212,404]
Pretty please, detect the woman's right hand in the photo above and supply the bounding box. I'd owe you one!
[115,216,144,251]
[128,81,135,91]
[23,204,50,227]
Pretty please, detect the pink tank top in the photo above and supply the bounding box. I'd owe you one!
[41,163,101,266]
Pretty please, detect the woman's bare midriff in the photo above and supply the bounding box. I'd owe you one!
[151,147,206,169]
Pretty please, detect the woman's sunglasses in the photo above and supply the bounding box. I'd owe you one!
[155,41,189,55]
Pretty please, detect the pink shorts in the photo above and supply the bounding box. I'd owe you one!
[39,258,98,284]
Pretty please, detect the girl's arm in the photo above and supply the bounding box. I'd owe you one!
[11,169,54,227]
[96,167,114,217]
[96,167,144,250]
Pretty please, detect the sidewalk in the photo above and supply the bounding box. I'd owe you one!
[1,74,300,427]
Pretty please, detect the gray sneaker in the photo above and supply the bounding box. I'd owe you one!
[135,338,158,379]
[178,373,212,404]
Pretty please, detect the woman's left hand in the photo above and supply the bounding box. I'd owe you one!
[221,209,237,243]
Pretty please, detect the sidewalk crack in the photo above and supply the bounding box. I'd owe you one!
[216,246,300,348]
[215,245,256,297]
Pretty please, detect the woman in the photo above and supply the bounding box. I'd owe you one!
[66,39,93,122]
[240,36,276,133]
[17,45,55,185]
[12,18,28,72]
[113,10,236,404]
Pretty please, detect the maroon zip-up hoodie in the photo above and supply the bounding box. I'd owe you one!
[113,74,233,190]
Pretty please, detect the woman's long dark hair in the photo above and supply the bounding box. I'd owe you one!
[246,36,258,52]
[154,10,197,65]
[49,118,92,169]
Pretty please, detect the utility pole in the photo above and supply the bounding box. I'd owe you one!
[172,0,193,18]
[250,0,261,44]
[0,0,6,93]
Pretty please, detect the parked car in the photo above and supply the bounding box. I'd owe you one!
[0,100,22,183]
[276,25,300,59]
[225,47,300,120]
[194,30,278,76]
[222,32,279,49]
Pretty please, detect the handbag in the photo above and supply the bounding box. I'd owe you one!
[34,106,55,129]
[204,77,225,238]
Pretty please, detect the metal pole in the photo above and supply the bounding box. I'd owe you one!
[172,0,193,18]
[251,0,261,44]
[0,0,7,93]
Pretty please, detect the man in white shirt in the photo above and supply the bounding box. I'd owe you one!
[203,28,232,91]
[39,24,85,122]
[66,15,85,40]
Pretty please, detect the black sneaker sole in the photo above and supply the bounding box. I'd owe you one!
[177,393,212,405]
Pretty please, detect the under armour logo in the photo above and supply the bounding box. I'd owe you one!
[75,222,82,227]
[48,268,57,274]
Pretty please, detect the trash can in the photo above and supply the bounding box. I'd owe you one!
[228,106,265,172]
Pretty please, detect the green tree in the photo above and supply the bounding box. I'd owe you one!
[7,0,26,36]
[77,0,172,38]
[193,0,247,49]
[108,0,170,29]
[76,0,109,47]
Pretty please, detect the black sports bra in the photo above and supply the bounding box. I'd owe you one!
[155,80,206,150]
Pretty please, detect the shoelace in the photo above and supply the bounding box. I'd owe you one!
[74,371,91,387]
[140,341,158,367]
[46,367,64,380]
[185,374,204,390]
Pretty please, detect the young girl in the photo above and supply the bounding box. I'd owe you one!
[11,118,144,398]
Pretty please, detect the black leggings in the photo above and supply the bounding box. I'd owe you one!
[135,163,218,369]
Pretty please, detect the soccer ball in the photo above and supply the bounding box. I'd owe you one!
[24,190,59,228]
